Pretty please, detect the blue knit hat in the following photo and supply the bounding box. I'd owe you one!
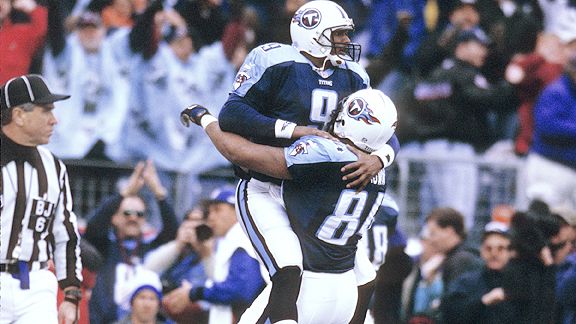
[131,284,163,304]
[209,186,236,205]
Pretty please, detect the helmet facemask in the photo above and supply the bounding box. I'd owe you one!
[316,26,362,66]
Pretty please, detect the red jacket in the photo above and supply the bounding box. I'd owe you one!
[0,6,48,84]
[512,54,563,155]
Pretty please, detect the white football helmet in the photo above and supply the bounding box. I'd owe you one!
[290,0,361,67]
[331,89,398,153]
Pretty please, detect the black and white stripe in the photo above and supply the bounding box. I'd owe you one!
[1,145,82,287]
[3,75,35,109]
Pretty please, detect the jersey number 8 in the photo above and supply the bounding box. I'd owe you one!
[317,190,385,246]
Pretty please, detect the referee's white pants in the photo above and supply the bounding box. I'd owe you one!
[239,270,358,324]
[0,269,58,324]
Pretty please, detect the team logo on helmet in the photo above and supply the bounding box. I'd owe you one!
[346,98,381,125]
[293,8,321,29]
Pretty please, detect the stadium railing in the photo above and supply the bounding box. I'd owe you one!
[66,153,528,239]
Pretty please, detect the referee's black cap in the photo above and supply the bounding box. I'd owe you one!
[1,74,70,110]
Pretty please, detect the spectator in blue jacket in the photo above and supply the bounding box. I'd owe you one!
[83,160,179,324]
[162,187,266,324]
[525,37,576,215]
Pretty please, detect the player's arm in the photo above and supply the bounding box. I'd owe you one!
[182,104,292,179]
[205,122,292,180]
[219,94,327,140]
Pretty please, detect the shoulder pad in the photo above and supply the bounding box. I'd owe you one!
[231,44,307,96]
[284,135,357,167]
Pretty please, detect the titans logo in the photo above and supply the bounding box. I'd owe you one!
[346,98,381,125]
[293,8,321,29]
[233,71,250,90]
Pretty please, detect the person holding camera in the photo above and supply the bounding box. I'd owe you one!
[144,204,212,323]
[162,187,266,324]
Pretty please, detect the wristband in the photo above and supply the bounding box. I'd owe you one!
[371,144,395,168]
[64,295,80,306]
[64,288,82,306]
[275,119,297,139]
[200,115,218,129]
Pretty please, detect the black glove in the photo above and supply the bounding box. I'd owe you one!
[180,104,211,127]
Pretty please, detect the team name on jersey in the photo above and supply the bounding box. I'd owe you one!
[318,79,333,86]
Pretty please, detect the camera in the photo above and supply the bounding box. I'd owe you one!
[195,224,213,242]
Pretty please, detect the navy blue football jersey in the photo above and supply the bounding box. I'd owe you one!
[364,193,399,268]
[221,43,369,145]
[282,136,387,273]
[220,43,369,181]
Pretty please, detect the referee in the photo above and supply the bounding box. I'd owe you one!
[1,74,82,323]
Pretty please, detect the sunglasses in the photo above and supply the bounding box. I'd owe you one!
[123,210,145,217]
[550,240,570,252]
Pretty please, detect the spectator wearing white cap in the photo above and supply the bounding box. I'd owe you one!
[441,221,514,324]
[112,267,166,324]
[163,186,266,324]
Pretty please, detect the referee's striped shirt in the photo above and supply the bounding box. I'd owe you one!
[1,132,82,288]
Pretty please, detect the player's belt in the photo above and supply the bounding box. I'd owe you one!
[0,261,48,274]
[251,172,282,185]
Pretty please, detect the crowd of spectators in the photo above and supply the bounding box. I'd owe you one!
[2,0,576,323]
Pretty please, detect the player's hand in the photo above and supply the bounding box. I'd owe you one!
[58,300,79,324]
[291,126,335,140]
[163,280,193,314]
[181,104,211,127]
[341,145,383,191]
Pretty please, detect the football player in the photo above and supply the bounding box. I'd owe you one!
[181,88,398,323]
[215,1,399,323]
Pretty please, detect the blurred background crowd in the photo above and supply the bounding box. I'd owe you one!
[1,0,575,323]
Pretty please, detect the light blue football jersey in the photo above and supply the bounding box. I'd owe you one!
[282,136,388,273]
